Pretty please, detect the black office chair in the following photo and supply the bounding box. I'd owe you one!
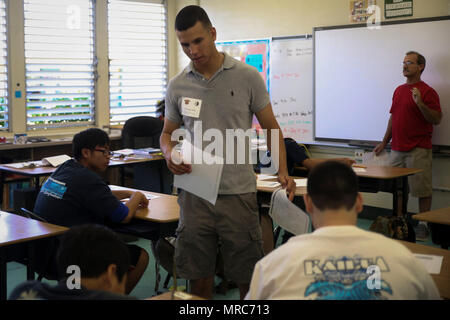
[20,208,60,281]
[121,116,173,194]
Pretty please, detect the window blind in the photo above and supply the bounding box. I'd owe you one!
[24,0,95,130]
[108,0,167,125]
[0,0,8,130]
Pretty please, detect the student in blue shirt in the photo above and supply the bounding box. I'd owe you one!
[34,128,150,294]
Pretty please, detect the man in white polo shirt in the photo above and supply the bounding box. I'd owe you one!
[160,5,295,299]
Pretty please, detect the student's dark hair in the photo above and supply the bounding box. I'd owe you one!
[57,224,130,281]
[307,161,358,211]
[406,51,426,74]
[175,5,212,31]
[72,128,110,160]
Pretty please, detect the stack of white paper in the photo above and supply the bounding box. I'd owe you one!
[173,141,224,205]
[257,180,281,188]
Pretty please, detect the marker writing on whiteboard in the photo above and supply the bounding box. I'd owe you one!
[231,90,234,96]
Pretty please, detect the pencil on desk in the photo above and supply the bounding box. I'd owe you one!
[353,164,367,168]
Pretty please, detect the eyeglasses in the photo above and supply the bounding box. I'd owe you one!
[93,149,114,156]
[402,61,417,66]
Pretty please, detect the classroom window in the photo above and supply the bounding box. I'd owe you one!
[24,0,96,130]
[108,0,167,125]
[0,0,8,131]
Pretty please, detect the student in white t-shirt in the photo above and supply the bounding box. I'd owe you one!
[245,161,440,300]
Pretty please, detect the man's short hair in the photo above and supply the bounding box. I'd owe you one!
[175,5,212,31]
[307,161,358,211]
[57,224,130,281]
[406,51,426,74]
[72,128,110,161]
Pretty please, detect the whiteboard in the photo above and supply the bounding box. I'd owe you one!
[270,36,313,143]
[314,17,450,146]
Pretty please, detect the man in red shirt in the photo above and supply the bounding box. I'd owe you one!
[374,51,442,241]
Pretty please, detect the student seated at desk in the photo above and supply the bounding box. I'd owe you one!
[261,138,356,253]
[33,128,149,294]
[284,137,355,174]
[10,225,138,300]
[246,161,439,300]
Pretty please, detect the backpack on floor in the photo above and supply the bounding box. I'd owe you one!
[369,216,416,243]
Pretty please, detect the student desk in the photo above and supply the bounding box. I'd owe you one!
[0,211,68,300]
[412,207,450,249]
[290,165,422,216]
[398,240,450,299]
[412,207,450,226]
[109,185,179,223]
[0,153,165,210]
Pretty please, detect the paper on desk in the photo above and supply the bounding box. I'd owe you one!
[257,174,277,181]
[113,149,135,156]
[269,188,310,236]
[120,194,160,201]
[362,149,390,166]
[294,178,307,187]
[257,180,281,188]
[173,141,224,205]
[413,254,443,275]
[4,160,43,169]
[352,167,367,173]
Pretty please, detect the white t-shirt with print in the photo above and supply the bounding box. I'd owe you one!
[245,226,440,300]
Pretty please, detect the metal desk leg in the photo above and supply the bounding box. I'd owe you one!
[402,176,408,217]
[0,247,7,300]
[120,167,125,186]
[392,178,398,216]
[26,243,34,281]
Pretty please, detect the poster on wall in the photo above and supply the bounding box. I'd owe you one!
[349,0,377,23]
[385,0,413,19]
[216,39,270,132]
[216,39,270,91]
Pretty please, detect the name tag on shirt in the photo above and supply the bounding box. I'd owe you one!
[181,97,202,118]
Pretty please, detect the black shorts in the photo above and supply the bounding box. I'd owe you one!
[126,244,142,267]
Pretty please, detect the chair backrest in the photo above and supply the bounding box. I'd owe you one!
[122,116,164,149]
[20,208,59,280]
[21,207,48,223]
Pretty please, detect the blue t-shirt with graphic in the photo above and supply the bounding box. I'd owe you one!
[34,159,128,227]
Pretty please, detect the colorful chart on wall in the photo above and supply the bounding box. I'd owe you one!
[216,39,270,133]
[216,38,270,89]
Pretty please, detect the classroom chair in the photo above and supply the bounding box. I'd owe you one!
[121,116,173,194]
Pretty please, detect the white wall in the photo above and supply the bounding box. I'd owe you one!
[171,0,450,212]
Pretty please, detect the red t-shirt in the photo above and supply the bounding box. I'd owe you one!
[390,81,441,151]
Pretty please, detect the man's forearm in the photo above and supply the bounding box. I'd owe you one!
[160,132,177,158]
[382,117,393,145]
[417,102,442,125]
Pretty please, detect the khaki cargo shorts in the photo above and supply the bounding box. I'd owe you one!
[174,190,264,285]
[390,148,432,198]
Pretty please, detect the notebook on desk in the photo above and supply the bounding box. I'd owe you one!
[41,155,71,167]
